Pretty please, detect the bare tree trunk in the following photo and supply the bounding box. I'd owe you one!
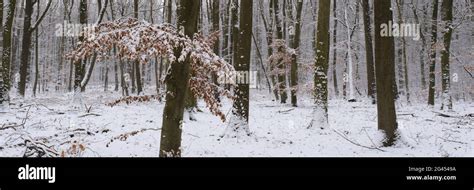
[313,0,331,124]
[428,0,439,106]
[33,1,40,97]
[132,0,143,95]
[374,0,398,146]
[273,0,288,103]
[74,0,88,92]
[290,0,303,107]
[231,0,252,133]
[396,0,410,104]
[412,1,427,90]
[260,0,279,100]
[332,0,339,98]
[0,0,16,105]
[362,0,376,103]
[18,0,52,96]
[440,0,453,110]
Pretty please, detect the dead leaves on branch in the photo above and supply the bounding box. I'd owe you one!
[68,18,234,122]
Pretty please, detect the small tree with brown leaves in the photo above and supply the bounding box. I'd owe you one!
[68,18,235,157]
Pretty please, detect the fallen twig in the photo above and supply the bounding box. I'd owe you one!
[437,137,468,145]
[333,129,385,152]
[433,111,462,118]
[0,123,23,131]
[23,139,59,157]
[78,113,101,118]
[277,108,295,113]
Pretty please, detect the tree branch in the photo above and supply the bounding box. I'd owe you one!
[30,0,53,33]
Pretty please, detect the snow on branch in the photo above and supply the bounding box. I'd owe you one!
[67,18,235,121]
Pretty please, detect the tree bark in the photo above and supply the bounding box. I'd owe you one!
[412,1,427,90]
[231,0,252,131]
[74,0,88,92]
[440,0,453,110]
[33,1,40,97]
[332,0,339,98]
[314,0,331,122]
[0,0,16,105]
[260,0,279,100]
[396,0,410,104]
[290,0,303,107]
[134,0,143,95]
[18,0,52,96]
[273,0,288,103]
[374,0,398,146]
[160,0,200,157]
[18,1,35,97]
[362,0,376,103]
[428,0,439,106]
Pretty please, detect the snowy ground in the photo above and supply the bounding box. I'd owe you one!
[0,87,473,157]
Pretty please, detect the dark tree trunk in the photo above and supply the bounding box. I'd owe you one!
[160,0,200,157]
[428,0,439,106]
[332,0,339,98]
[231,0,252,130]
[290,0,303,107]
[314,0,331,122]
[33,1,40,96]
[260,0,279,100]
[74,0,88,92]
[440,0,453,110]
[362,0,376,103]
[134,0,143,95]
[0,0,16,105]
[18,0,35,97]
[374,0,398,146]
[230,0,238,66]
[273,0,288,103]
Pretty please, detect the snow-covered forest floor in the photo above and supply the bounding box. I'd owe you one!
[0,87,473,157]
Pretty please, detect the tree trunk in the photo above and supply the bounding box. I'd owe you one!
[273,0,288,103]
[440,0,453,110]
[212,0,220,101]
[362,0,376,103]
[332,0,339,98]
[0,0,16,105]
[230,0,238,66]
[33,1,40,97]
[374,0,398,146]
[134,0,143,95]
[428,0,439,106]
[231,0,252,133]
[313,0,331,124]
[344,6,355,101]
[74,0,88,92]
[260,0,279,100]
[290,0,303,107]
[412,2,427,90]
[396,0,410,104]
[18,0,53,96]
[18,0,35,97]
[160,0,200,157]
